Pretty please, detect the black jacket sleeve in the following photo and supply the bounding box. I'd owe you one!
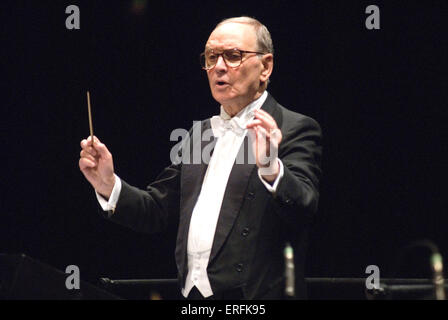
[107,163,181,234]
[272,115,323,223]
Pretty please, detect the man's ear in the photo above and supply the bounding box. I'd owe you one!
[260,54,274,83]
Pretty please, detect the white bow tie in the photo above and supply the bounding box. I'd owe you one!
[210,115,246,138]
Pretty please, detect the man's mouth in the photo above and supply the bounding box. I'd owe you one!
[216,80,229,87]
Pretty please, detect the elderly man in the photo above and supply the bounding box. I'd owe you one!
[79,16,322,299]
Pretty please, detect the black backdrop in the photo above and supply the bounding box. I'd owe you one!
[1,0,447,287]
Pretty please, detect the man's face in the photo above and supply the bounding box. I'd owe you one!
[205,23,272,112]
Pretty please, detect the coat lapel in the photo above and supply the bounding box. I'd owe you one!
[208,135,255,264]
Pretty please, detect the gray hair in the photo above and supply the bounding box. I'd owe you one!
[216,16,274,55]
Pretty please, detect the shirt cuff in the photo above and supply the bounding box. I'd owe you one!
[258,158,284,193]
[95,174,122,214]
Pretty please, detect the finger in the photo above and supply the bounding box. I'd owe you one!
[254,110,276,130]
[80,140,97,156]
[81,138,97,150]
[79,157,97,170]
[255,124,282,144]
[255,109,276,123]
[93,141,111,158]
[82,136,98,146]
[270,128,282,142]
[257,125,277,153]
[257,125,279,166]
[256,125,268,142]
[80,150,96,162]
[87,135,101,147]
[83,136,108,157]
[247,126,256,141]
[255,126,269,149]
[256,125,270,141]
[246,119,263,128]
[256,126,271,166]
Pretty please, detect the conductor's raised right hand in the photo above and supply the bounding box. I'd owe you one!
[79,136,115,199]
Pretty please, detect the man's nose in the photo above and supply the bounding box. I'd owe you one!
[214,55,227,72]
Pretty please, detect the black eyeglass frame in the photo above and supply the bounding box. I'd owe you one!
[200,48,267,70]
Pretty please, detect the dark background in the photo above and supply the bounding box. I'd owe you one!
[1,0,447,289]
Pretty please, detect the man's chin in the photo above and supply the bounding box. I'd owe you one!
[211,92,234,106]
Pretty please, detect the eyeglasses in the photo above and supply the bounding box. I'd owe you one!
[200,48,266,70]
